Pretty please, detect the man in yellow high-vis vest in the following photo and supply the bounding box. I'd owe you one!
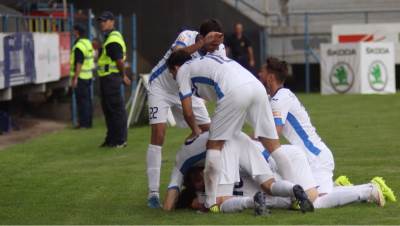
[97,11,131,148]
[71,24,94,129]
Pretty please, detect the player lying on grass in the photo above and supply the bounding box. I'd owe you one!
[235,146,395,209]
[257,57,397,206]
[167,49,297,212]
[146,19,226,208]
[170,141,393,211]
[163,132,314,214]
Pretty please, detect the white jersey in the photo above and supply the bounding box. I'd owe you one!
[270,88,329,159]
[176,53,258,102]
[149,30,226,94]
[167,132,271,190]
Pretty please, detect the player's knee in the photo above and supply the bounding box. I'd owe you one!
[260,178,275,195]
[306,187,319,203]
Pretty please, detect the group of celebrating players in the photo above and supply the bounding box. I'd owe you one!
[144,18,396,216]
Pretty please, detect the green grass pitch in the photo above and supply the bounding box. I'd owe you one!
[0,93,399,224]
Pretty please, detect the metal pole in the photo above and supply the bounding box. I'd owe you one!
[127,13,137,128]
[364,12,369,24]
[15,17,19,32]
[131,14,137,77]
[304,13,310,93]
[69,3,78,127]
[3,15,8,32]
[265,28,269,58]
[118,14,123,33]
[88,9,93,40]
[88,8,95,106]
[118,14,125,102]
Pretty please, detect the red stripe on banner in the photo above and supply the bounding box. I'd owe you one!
[338,34,374,43]
[59,32,71,78]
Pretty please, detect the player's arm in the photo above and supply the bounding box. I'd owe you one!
[181,96,202,138]
[164,148,188,211]
[275,125,283,135]
[164,188,179,211]
[172,32,223,55]
[173,39,204,55]
[271,98,289,136]
[176,65,202,138]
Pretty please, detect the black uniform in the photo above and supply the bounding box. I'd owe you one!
[225,34,252,70]
[99,30,127,146]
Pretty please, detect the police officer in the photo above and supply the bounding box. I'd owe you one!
[97,11,130,148]
[71,24,94,129]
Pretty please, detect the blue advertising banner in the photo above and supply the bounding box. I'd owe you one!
[3,32,36,87]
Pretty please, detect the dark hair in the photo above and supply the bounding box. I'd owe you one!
[266,57,289,83]
[73,24,86,36]
[175,167,203,209]
[166,50,192,71]
[175,188,197,209]
[199,18,222,37]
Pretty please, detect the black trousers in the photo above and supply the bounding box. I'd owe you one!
[99,74,127,145]
[75,78,93,128]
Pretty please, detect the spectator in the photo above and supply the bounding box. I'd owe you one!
[225,22,256,74]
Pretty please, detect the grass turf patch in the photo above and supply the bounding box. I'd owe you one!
[0,93,399,224]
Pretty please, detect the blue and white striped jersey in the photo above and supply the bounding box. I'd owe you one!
[149,30,226,94]
[176,53,258,102]
[270,88,329,159]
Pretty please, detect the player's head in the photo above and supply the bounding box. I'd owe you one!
[259,57,289,94]
[199,18,224,52]
[175,167,205,209]
[97,11,115,32]
[166,50,192,78]
[73,24,86,38]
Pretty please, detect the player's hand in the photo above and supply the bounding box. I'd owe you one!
[203,32,224,45]
[71,77,78,88]
[186,127,202,143]
[123,75,131,86]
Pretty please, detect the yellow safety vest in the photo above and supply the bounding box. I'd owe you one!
[70,38,94,79]
[97,30,126,77]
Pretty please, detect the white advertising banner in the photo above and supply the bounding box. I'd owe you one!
[332,23,400,63]
[320,42,395,94]
[33,33,61,84]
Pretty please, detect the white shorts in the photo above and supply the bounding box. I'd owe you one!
[219,133,274,186]
[209,81,278,141]
[239,139,274,181]
[234,173,262,198]
[309,145,335,194]
[284,145,317,191]
[147,89,210,127]
[217,184,234,197]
